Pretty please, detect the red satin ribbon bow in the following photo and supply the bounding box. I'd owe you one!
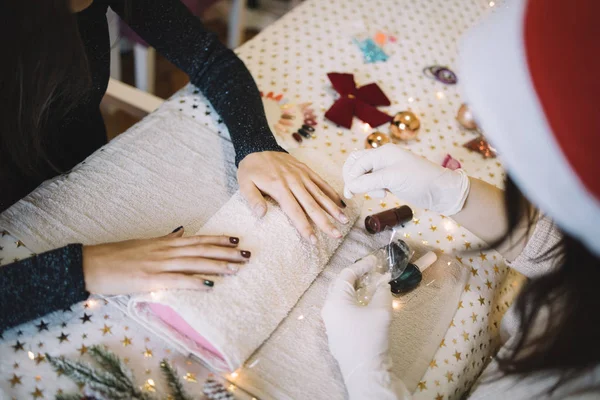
[324,72,392,129]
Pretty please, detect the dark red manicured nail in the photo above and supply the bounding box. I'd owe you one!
[172,226,183,233]
[341,200,347,208]
[241,250,251,258]
[203,279,214,287]
[230,237,240,244]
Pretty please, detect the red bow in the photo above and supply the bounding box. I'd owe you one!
[324,73,392,129]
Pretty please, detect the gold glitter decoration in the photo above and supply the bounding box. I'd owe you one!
[100,324,112,336]
[143,348,153,358]
[183,372,197,383]
[121,336,132,347]
[31,387,44,399]
[9,374,22,387]
[77,345,88,356]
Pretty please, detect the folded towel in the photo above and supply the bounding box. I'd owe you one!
[0,109,238,253]
[127,148,362,372]
[232,233,469,399]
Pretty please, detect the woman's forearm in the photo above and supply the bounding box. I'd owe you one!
[452,177,532,262]
[0,244,88,333]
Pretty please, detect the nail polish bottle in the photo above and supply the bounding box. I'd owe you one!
[365,205,414,234]
[389,251,437,296]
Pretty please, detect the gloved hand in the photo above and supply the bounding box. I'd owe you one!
[322,256,410,400]
[343,144,470,216]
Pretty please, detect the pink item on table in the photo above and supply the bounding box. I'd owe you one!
[149,303,226,361]
[442,154,461,170]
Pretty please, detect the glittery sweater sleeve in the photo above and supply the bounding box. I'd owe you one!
[107,0,285,165]
[0,244,88,333]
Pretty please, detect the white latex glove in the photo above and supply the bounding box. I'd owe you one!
[343,144,470,216]
[322,255,411,400]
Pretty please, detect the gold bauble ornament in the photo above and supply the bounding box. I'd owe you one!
[365,132,391,149]
[389,111,420,141]
[457,103,478,130]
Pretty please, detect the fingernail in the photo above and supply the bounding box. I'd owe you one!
[332,228,342,238]
[171,226,183,233]
[310,235,318,245]
[241,250,251,258]
[339,213,349,224]
[229,237,240,244]
[203,279,214,287]
[340,200,347,208]
[227,264,239,273]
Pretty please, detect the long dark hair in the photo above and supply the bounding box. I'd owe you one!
[496,177,600,391]
[0,0,91,177]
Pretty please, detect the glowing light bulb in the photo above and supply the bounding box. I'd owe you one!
[230,371,239,380]
[408,97,414,103]
[436,91,445,99]
[297,315,304,320]
[392,300,402,310]
[489,1,495,6]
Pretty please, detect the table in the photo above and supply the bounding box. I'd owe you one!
[0,0,524,398]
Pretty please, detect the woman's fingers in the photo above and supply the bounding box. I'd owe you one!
[162,257,242,275]
[290,182,341,239]
[303,178,348,225]
[240,180,268,217]
[300,164,344,208]
[270,187,316,243]
[148,273,214,291]
[168,244,250,263]
[171,235,241,248]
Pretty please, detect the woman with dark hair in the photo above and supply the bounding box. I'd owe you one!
[0,0,349,332]
[322,0,600,398]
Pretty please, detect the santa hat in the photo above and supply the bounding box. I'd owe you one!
[459,0,600,256]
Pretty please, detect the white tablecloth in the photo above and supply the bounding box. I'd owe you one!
[0,0,525,399]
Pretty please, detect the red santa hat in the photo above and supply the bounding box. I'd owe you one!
[459,0,600,256]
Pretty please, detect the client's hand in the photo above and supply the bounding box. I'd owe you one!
[322,255,393,380]
[82,227,249,294]
[343,144,470,216]
[238,151,348,244]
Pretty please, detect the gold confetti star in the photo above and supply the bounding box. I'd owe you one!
[413,218,420,225]
[478,296,486,305]
[57,333,69,343]
[446,235,454,242]
[439,339,446,348]
[121,336,132,347]
[470,267,479,277]
[453,351,462,361]
[429,359,438,369]
[436,394,444,400]
[13,363,19,369]
[445,372,454,382]
[15,240,25,248]
[364,194,371,200]
[143,348,153,358]
[479,252,488,261]
[417,381,427,391]
[100,324,112,336]
[183,372,197,383]
[34,353,46,365]
[31,387,44,399]
[485,279,493,289]
[493,265,500,274]
[143,379,156,392]
[464,284,471,292]
[9,374,22,387]
[464,241,472,250]
[471,312,479,322]
[456,256,463,263]
[458,301,464,309]
[462,331,470,341]
[77,344,89,355]
[430,225,437,232]
[56,367,65,377]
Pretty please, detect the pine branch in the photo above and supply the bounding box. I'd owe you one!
[46,353,136,398]
[159,359,193,400]
[88,346,135,388]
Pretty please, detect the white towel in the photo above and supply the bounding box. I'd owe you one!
[0,109,239,253]
[128,180,362,372]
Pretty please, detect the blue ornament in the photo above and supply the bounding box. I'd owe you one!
[353,38,389,63]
